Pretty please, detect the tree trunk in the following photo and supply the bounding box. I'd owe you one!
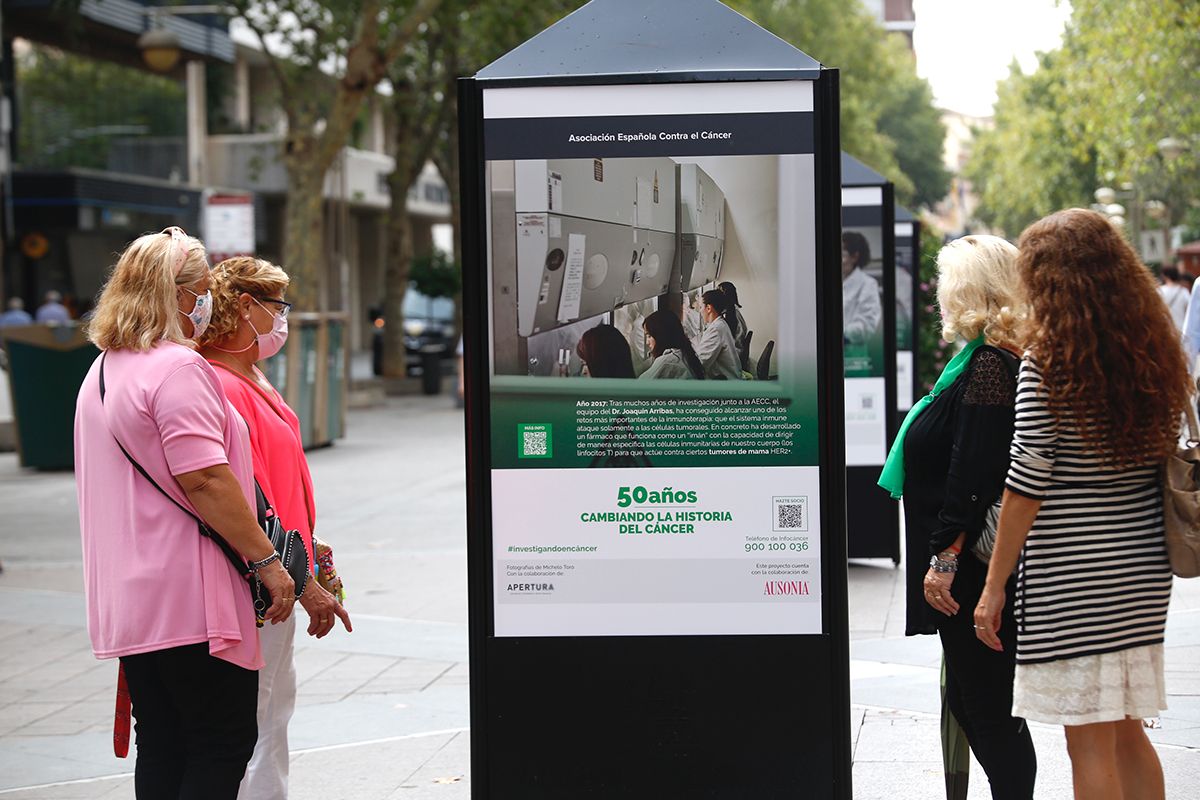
[282,139,327,311]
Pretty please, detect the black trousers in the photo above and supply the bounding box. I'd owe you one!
[120,642,259,799]
[937,554,1037,800]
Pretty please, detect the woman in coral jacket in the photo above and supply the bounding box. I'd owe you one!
[198,256,351,800]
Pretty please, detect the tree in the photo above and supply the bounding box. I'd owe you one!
[964,52,1097,238]
[229,0,442,310]
[378,0,578,376]
[965,0,1200,239]
[730,0,949,207]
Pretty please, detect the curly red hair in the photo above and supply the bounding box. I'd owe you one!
[1018,208,1191,466]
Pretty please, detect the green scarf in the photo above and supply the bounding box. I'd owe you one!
[877,336,984,500]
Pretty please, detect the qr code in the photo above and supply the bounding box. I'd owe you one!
[861,395,874,410]
[523,430,548,456]
[772,496,809,532]
[777,504,804,529]
[518,423,552,459]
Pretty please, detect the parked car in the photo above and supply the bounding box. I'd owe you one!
[370,290,456,390]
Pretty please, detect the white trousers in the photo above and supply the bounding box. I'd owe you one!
[238,614,297,800]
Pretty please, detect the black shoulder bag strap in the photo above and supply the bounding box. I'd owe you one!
[98,352,256,578]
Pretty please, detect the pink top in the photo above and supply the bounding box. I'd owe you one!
[74,344,262,670]
[207,362,316,567]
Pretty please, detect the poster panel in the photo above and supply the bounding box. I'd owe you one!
[841,188,886,468]
[894,220,916,411]
[483,81,822,637]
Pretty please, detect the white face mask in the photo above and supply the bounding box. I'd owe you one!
[180,289,212,339]
[213,298,289,359]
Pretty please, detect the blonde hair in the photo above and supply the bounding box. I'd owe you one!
[936,234,1026,348]
[87,230,209,352]
[197,256,290,347]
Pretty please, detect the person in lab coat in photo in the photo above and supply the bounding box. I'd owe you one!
[640,310,706,380]
[718,281,751,370]
[693,289,743,380]
[842,231,882,345]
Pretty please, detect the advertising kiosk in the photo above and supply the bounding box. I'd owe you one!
[459,0,852,796]
[840,152,899,562]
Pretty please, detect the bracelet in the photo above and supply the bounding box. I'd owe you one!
[943,543,962,555]
[929,555,958,573]
[248,552,280,572]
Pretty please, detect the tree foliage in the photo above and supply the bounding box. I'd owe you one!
[229,0,442,308]
[966,0,1200,239]
[964,51,1097,238]
[16,44,185,172]
[730,0,949,208]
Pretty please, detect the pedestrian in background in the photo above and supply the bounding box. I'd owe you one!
[879,235,1036,799]
[1158,266,1189,330]
[35,289,71,323]
[198,256,351,800]
[0,297,32,327]
[975,208,1189,800]
[76,228,297,798]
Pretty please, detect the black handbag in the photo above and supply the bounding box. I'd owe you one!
[98,353,310,622]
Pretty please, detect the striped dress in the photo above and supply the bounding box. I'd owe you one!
[1006,356,1172,724]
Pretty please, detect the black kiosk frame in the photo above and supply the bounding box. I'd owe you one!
[894,204,922,423]
[459,2,851,796]
[840,153,899,563]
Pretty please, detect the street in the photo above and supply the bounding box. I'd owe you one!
[1,395,1198,798]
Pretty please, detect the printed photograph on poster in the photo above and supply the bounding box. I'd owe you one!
[488,153,820,471]
[840,224,885,378]
[481,81,825,638]
[493,156,774,382]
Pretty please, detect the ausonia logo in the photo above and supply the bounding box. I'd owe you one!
[507,583,555,592]
[763,580,809,596]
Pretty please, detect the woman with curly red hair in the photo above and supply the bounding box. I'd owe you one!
[974,209,1191,799]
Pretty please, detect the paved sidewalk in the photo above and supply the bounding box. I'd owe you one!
[0,394,1197,798]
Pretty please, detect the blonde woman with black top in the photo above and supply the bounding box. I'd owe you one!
[975,210,1191,799]
[879,235,1036,798]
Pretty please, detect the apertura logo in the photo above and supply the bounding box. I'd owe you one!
[507,583,556,593]
[763,580,809,596]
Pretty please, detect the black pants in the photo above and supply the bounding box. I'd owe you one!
[120,642,259,799]
[937,555,1037,800]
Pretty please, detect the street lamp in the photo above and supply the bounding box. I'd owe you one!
[1158,137,1189,162]
[137,28,183,73]
[137,5,233,73]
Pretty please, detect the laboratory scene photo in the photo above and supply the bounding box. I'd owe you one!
[487,155,783,383]
[841,225,885,378]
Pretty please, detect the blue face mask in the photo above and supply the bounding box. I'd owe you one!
[180,288,212,339]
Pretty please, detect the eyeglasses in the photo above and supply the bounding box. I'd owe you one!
[255,297,292,319]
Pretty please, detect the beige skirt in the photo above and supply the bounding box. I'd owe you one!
[1013,643,1166,726]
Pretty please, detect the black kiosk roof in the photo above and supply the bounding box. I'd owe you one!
[475,0,824,85]
[841,152,889,187]
[896,205,916,222]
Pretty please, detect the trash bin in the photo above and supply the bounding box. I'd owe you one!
[1,324,99,469]
[420,347,442,395]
